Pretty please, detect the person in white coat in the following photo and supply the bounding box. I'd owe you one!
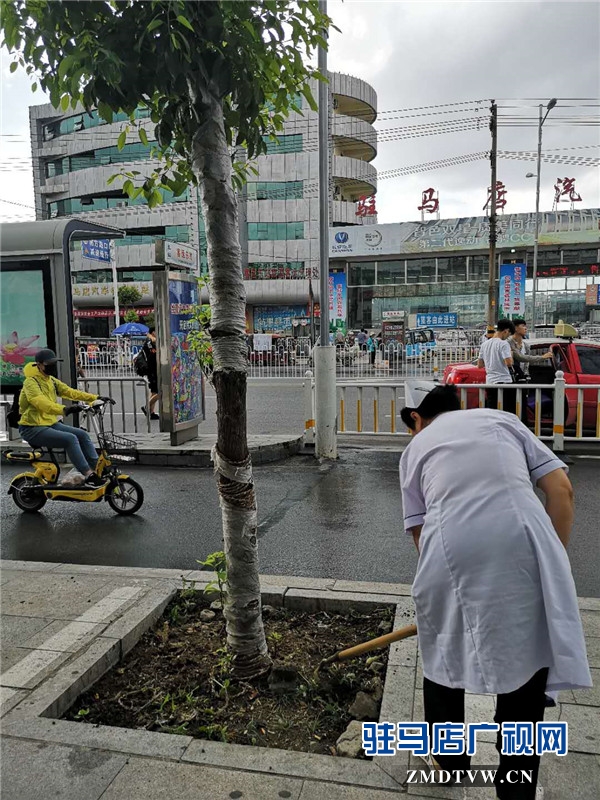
[399,382,591,800]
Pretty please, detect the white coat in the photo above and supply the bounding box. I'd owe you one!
[400,408,592,695]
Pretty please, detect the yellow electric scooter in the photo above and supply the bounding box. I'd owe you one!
[6,399,144,515]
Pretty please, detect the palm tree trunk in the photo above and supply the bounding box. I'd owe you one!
[190,89,271,680]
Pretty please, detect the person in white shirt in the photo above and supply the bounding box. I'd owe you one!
[478,319,516,413]
[399,381,591,800]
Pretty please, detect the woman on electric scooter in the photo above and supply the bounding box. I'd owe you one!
[18,349,112,488]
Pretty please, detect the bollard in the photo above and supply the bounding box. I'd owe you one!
[552,371,565,452]
[303,370,315,447]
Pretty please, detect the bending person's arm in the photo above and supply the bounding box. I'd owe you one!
[537,468,574,548]
[410,524,423,553]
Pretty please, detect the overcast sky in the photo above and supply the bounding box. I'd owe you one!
[1,0,598,224]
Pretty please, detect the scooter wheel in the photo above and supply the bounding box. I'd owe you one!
[106,478,144,515]
[11,476,47,513]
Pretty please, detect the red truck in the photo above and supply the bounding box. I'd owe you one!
[444,337,600,429]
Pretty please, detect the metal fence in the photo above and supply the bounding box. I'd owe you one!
[77,377,152,433]
[303,371,600,450]
[77,337,144,379]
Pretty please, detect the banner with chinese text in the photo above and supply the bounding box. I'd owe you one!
[499,263,526,319]
[328,271,347,332]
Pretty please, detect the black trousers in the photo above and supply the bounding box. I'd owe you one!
[423,667,549,799]
[485,386,517,416]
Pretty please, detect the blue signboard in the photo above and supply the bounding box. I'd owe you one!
[499,263,526,319]
[329,271,347,332]
[81,239,111,263]
[168,279,203,425]
[416,312,458,329]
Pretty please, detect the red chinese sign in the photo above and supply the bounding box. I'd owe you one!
[418,188,439,214]
[356,195,376,217]
[73,307,154,318]
[484,181,508,212]
[554,177,582,204]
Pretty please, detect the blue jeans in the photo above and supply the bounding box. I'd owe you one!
[19,422,98,475]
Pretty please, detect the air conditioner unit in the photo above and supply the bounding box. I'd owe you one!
[333,98,339,110]
[74,118,84,132]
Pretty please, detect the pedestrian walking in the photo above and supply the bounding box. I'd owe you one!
[141,327,159,420]
[357,328,368,351]
[367,333,377,366]
[478,319,516,413]
[399,381,591,800]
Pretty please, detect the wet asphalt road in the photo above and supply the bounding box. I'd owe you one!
[1,450,599,597]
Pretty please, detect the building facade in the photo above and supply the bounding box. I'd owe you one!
[29,72,377,337]
[329,210,600,330]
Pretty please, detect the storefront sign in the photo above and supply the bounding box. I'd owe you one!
[73,307,153,318]
[156,239,198,274]
[329,271,347,332]
[416,313,458,329]
[382,310,405,320]
[329,209,600,257]
[0,269,49,387]
[499,263,526,318]
[81,239,111,263]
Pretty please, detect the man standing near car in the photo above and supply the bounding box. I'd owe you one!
[509,319,554,380]
[478,319,516,413]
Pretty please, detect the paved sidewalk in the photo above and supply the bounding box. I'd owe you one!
[1,560,598,800]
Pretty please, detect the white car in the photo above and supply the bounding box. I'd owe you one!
[435,329,470,348]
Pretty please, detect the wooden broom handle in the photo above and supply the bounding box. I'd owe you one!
[337,623,417,662]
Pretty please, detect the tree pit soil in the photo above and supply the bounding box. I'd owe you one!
[67,590,402,756]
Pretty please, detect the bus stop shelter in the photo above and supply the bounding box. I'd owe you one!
[1,219,123,392]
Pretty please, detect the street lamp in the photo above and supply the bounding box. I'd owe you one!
[530,98,558,332]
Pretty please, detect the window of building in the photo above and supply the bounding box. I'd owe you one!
[47,187,188,218]
[437,256,467,283]
[348,262,375,286]
[376,261,405,285]
[407,257,436,284]
[246,181,303,200]
[247,222,304,240]
[262,134,303,154]
[44,106,151,139]
[536,249,561,266]
[469,255,488,281]
[576,346,600,375]
[563,249,599,265]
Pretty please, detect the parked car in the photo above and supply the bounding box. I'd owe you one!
[435,328,470,348]
[444,337,600,429]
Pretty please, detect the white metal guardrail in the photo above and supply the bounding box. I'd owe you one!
[303,371,600,450]
[78,377,152,434]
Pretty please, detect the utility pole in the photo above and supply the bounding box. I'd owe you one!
[314,0,337,459]
[110,240,120,330]
[487,99,498,327]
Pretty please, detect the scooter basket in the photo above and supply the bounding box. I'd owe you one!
[98,432,137,455]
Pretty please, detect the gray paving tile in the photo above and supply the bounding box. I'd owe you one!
[299,783,401,799]
[0,560,63,572]
[560,668,600,706]
[584,636,600,669]
[540,752,600,799]
[0,738,127,800]
[0,687,29,717]
[1,572,112,597]
[21,620,105,653]
[578,598,600,612]
[1,717,192,760]
[559,703,600,754]
[333,579,413,596]
[0,570,38,587]
[0,615,54,647]
[182,739,398,790]
[98,757,304,800]
[0,646,71,689]
[581,611,600,638]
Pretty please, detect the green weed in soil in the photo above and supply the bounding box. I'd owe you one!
[67,591,397,756]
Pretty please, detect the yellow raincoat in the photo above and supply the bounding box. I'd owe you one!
[18,362,98,427]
